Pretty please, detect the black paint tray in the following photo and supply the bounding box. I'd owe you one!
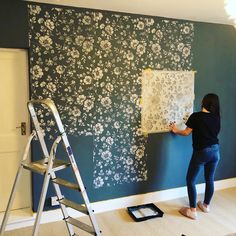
[127,203,164,222]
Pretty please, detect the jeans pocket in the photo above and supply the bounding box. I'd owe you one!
[192,145,220,163]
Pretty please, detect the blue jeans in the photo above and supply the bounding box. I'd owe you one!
[186,144,220,208]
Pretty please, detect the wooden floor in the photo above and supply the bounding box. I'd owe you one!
[3,187,236,236]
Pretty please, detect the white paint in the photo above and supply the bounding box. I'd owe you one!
[25,0,235,26]
[2,177,236,231]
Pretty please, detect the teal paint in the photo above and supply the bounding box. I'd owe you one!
[28,4,236,211]
[0,0,28,48]
[192,22,236,181]
[28,3,197,211]
[0,2,231,211]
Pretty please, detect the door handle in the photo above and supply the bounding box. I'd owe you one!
[16,122,26,135]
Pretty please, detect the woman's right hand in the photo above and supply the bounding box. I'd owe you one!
[170,122,178,134]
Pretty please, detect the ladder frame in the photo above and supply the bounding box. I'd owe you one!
[0,98,101,236]
[0,132,36,235]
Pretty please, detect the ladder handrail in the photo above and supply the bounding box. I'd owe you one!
[1,98,101,236]
[0,132,37,236]
[27,99,86,192]
[28,99,65,134]
[27,98,101,235]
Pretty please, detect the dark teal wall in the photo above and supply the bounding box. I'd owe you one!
[0,0,28,48]
[28,3,196,211]
[192,23,236,180]
[1,2,235,212]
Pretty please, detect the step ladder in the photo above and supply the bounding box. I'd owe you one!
[0,98,102,236]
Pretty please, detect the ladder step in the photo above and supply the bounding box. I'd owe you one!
[59,198,88,215]
[22,159,71,175]
[52,178,80,190]
[66,217,95,235]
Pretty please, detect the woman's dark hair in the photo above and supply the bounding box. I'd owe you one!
[201,93,220,116]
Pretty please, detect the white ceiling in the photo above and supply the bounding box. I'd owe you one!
[28,0,235,26]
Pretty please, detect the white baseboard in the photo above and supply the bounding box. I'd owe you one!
[91,177,236,214]
[2,177,236,231]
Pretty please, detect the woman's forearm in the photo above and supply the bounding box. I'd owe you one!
[174,129,190,136]
[170,123,192,136]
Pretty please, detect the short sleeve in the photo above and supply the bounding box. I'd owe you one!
[186,113,195,129]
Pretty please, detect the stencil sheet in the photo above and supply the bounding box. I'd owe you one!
[141,70,195,133]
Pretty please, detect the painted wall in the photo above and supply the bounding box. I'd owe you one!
[28,3,195,211]
[0,0,28,48]
[192,22,236,180]
[0,2,235,212]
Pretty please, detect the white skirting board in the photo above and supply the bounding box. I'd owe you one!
[1,177,236,231]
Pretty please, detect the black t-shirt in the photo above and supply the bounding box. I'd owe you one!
[186,112,220,150]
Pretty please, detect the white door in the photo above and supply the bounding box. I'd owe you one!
[0,48,31,212]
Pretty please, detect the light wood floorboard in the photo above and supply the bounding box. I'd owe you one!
[3,187,236,236]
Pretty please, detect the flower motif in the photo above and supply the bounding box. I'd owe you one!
[137,21,145,30]
[47,82,56,92]
[114,121,120,129]
[126,106,133,114]
[39,35,52,48]
[156,30,163,39]
[183,47,190,58]
[56,65,65,74]
[151,43,161,54]
[77,95,86,105]
[84,76,92,85]
[106,83,114,92]
[126,51,134,61]
[92,12,103,21]
[174,54,180,62]
[131,39,139,49]
[106,137,114,145]
[126,157,134,165]
[82,15,92,25]
[70,49,80,58]
[136,128,143,136]
[29,5,41,15]
[114,67,121,75]
[94,123,104,135]
[75,35,85,45]
[135,148,145,160]
[94,176,104,188]
[114,173,120,181]
[145,18,154,26]
[101,150,112,161]
[105,25,114,35]
[40,81,46,87]
[93,67,103,80]
[182,26,190,34]
[72,107,81,117]
[44,19,55,30]
[130,145,138,154]
[83,40,94,53]
[136,44,146,55]
[101,97,112,108]
[84,99,94,112]
[177,43,184,51]
[100,40,112,51]
[32,65,43,79]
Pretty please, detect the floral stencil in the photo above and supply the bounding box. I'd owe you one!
[141,70,195,133]
[28,4,194,188]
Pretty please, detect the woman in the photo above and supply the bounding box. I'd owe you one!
[170,93,221,220]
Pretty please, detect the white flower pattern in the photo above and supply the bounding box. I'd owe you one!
[28,4,194,188]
